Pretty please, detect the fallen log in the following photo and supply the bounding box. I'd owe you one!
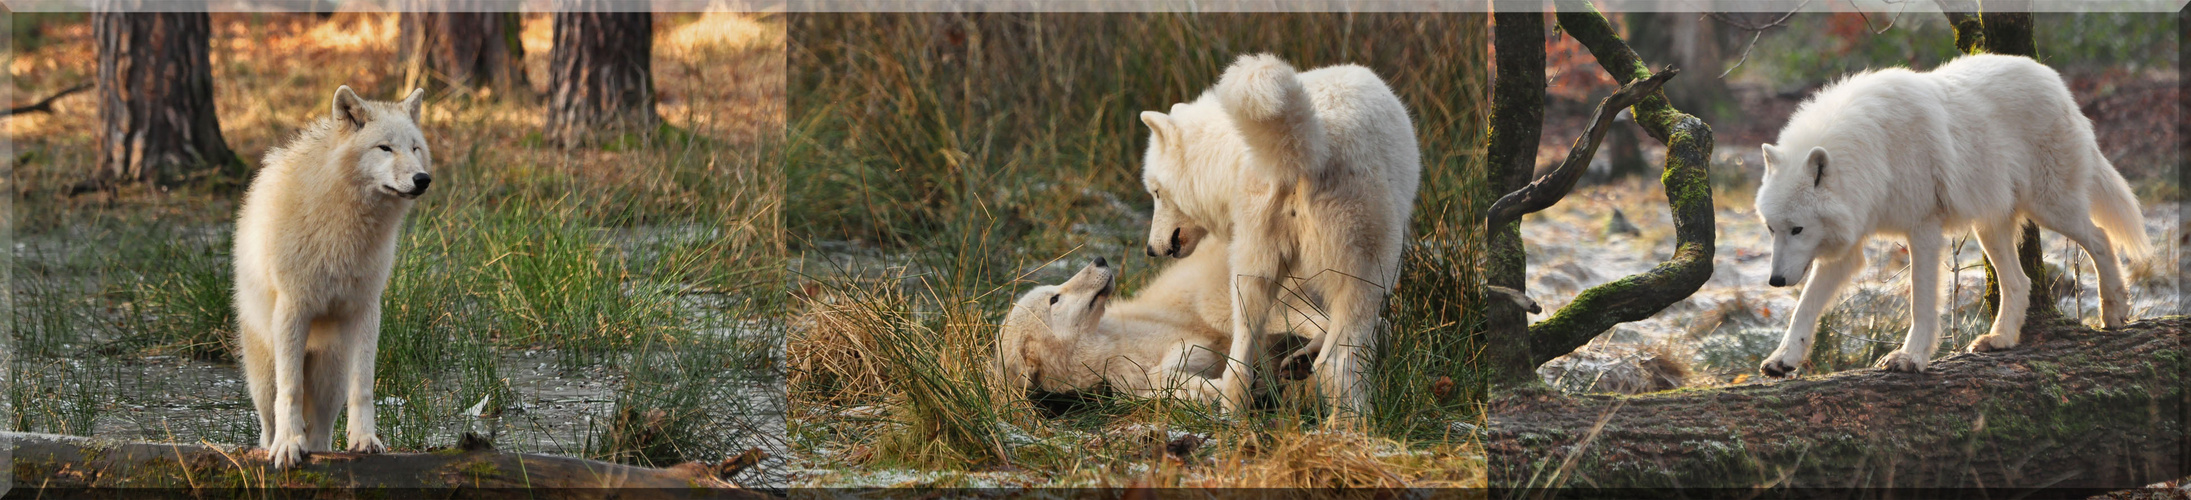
[4,431,764,497]
[1491,316,2187,495]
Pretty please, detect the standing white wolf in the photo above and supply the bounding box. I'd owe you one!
[1756,54,2149,377]
[1137,54,1419,418]
[234,86,433,468]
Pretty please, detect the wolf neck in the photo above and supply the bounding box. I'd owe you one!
[1168,117,1262,237]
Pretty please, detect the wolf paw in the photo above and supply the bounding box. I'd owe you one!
[1759,358,1800,378]
[1875,351,1927,373]
[346,434,386,454]
[1965,334,2017,353]
[1277,346,1318,381]
[267,438,308,470]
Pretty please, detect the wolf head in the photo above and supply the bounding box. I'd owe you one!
[331,86,433,200]
[996,258,1117,393]
[1756,143,1858,287]
[1139,109,1212,259]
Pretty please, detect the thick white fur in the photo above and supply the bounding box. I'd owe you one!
[996,239,1325,404]
[1137,54,1419,421]
[235,86,431,469]
[1756,54,2149,377]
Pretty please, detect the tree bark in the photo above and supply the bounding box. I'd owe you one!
[1521,3,1716,368]
[91,6,240,189]
[1490,316,2187,492]
[545,5,659,148]
[399,7,530,100]
[4,432,764,494]
[1485,10,1548,385]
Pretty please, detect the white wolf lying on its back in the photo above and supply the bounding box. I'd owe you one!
[1756,54,2149,377]
[997,238,1325,404]
[235,86,433,468]
[1137,54,1419,418]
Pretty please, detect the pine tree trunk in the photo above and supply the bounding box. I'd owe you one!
[92,6,239,189]
[398,7,529,100]
[545,6,658,147]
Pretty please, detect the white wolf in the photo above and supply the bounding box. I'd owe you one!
[234,86,433,468]
[1756,54,2149,377]
[1137,54,1419,417]
[997,239,1325,404]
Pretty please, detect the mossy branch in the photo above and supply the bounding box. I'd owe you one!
[1485,69,1677,230]
[1521,3,1717,367]
[1491,317,2187,491]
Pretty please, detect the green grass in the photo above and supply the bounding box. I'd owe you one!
[785,12,1488,486]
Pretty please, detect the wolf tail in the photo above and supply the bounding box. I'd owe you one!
[1216,53,1328,182]
[2087,156,2152,261]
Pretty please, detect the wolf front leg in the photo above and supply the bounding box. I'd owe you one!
[343,306,388,453]
[1761,246,1867,377]
[267,297,315,469]
[1878,225,1945,372]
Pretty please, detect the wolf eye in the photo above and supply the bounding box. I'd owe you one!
[1049,295,1059,305]
[1791,227,1804,235]
[376,145,393,152]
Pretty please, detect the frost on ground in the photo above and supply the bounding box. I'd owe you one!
[1524,148,2181,393]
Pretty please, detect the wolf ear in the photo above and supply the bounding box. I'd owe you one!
[400,88,425,122]
[1140,111,1177,148]
[1760,143,1779,174]
[1806,146,1830,187]
[332,86,370,129]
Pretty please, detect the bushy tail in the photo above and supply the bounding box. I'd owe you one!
[1215,53,1328,182]
[2088,162,2152,261]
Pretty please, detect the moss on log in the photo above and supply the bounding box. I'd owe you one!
[4,432,761,496]
[1489,316,2187,492]
[1523,3,1716,367]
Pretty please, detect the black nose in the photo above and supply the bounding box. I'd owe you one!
[1145,246,1157,257]
[412,173,432,193]
[1093,257,1108,268]
[1769,276,1786,287]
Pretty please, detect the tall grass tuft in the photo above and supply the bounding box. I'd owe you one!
[788,12,1488,484]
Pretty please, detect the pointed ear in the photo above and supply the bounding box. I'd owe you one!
[332,86,369,129]
[1760,143,1779,174]
[1806,146,1830,187]
[400,88,425,122]
[1140,111,1176,147]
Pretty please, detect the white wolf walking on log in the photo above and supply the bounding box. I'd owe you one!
[234,86,433,468]
[1755,54,2149,377]
[1136,54,1419,419]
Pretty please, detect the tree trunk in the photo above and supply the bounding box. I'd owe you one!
[1943,1,2056,321]
[5,432,765,494]
[398,7,529,100]
[1490,316,2187,493]
[91,6,240,189]
[545,6,658,148]
[1485,10,1548,385]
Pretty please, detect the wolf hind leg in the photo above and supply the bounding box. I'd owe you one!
[1968,217,2030,352]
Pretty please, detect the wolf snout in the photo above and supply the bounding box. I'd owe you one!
[410,173,432,195]
[1093,256,1108,268]
[1769,275,1788,287]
